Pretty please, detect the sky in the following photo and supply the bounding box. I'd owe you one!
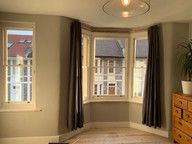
[7,30,33,35]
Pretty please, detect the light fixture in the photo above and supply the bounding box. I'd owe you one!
[121,0,130,6]
[103,0,150,18]
[122,11,129,17]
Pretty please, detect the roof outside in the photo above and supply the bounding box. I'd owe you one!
[8,35,32,58]
[136,39,148,58]
[95,40,124,58]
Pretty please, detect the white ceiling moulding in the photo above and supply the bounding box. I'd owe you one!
[81,23,148,33]
[103,0,150,18]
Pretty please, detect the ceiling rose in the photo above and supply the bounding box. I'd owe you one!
[103,0,150,18]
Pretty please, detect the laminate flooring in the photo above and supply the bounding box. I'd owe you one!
[64,128,173,144]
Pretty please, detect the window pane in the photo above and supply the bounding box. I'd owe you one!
[94,84,97,95]
[6,29,33,102]
[115,75,122,80]
[94,39,125,96]
[82,35,90,100]
[99,84,102,95]
[95,60,98,73]
[99,60,102,73]
[115,60,122,74]
[109,60,114,73]
[7,66,32,102]
[7,30,33,66]
[108,83,115,95]
[117,82,122,95]
[133,39,148,97]
[103,82,107,94]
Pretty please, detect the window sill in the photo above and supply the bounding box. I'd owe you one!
[0,108,42,112]
[127,98,143,104]
[83,100,91,104]
[83,98,143,104]
[83,99,129,104]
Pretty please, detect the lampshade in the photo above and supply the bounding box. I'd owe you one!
[103,0,150,18]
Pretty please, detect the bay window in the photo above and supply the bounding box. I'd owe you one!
[81,31,148,103]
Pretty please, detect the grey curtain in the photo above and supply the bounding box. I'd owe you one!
[68,21,84,131]
[142,25,161,128]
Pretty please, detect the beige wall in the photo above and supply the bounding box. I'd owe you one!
[84,103,91,124]
[128,102,143,123]
[160,23,189,132]
[88,102,142,123]
[58,17,73,135]
[0,13,72,138]
[90,102,129,122]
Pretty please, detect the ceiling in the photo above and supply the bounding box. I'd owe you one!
[0,0,192,28]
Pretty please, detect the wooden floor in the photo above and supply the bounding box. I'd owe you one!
[64,128,173,144]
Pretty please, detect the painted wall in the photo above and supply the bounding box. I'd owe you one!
[84,103,91,124]
[90,102,129,122]
[88,102,142,123]
[160,23,189,132]
[0,13,72,138]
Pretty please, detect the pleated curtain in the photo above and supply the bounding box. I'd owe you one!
[67,21,84,131]
[142,25,161,128]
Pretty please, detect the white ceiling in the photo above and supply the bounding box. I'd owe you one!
[0,0,192,28]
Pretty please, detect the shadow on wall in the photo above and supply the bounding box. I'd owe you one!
[159,25,166,130]
[58,18,73,135]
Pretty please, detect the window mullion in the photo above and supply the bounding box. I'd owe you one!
[0,28,6,105]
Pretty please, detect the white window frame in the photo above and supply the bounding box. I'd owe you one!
[128,31,148,104]
[82,30,148,104]
[82,29,91,103]
[0,21,36,111]
[89,32,130,102]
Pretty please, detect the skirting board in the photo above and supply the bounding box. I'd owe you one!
[128,122,169,138]
[0,122,169,144]
[90,122,169,138]
[59,123,91,142]
[0,135,59,144]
